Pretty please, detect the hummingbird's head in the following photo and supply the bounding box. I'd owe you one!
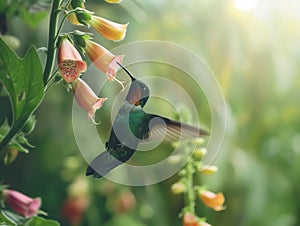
[118,63,150,107]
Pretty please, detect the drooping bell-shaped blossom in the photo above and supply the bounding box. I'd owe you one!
[58,38,87,83]
[72,78,107,123]
[2,189,41,218]
[89,15,128,41]
[199,190,225,211]
[85,40,124,83]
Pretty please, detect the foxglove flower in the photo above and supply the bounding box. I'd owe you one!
[2,189,41,218]
[72,78,107,123]
[58,38,87,83]
[89,16,128,41]
[199,190,225,211]
[85,40,124,82]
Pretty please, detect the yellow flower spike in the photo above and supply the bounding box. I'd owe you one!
[199,190,225,211]
[199,165,218,175]
[105,0,123,3]
[89,15,128,41]
[171,182,186,195]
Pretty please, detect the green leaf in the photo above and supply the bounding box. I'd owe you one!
[0,37,44,123]
[24,216,60,226]
[0,37,44,151]
[0,211,15,226]
[0,210,24,225]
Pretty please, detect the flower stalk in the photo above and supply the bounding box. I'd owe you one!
[43,0,62,85]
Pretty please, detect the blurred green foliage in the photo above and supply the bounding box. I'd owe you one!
[1,0,300,226]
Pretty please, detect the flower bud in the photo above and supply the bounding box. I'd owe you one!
[193,148,207,158]
[171,182,186,195]
[199,165,218,175]
[193,138,205,145]
[4,148,19,165]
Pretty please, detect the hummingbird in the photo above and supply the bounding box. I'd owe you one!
[86,64,209,178]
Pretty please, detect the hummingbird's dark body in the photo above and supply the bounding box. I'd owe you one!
[86,64,208,178]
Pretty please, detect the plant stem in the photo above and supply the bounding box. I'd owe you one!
[184,147,195,214]
[43,0,62,85]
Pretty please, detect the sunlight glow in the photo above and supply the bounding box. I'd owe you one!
[234,0,258,11]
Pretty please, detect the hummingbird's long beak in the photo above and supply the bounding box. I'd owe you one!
[117,62,136,81]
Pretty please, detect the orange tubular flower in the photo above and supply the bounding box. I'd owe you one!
[72,78,107,123]
[89,16,128,41]
[85,40,124,82]
[58,38,87,83]
[183,212,199,226]
[199,190,225,211]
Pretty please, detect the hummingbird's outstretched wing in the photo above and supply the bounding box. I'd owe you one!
[143,114,209,142]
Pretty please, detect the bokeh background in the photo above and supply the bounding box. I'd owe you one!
[1,0,300,225]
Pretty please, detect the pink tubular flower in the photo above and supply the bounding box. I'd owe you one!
[58,38,87,83]
[199,190,225,211]
[72,78,107,123]
[2,189,41,218]
[85,40,123,81]
[89,16,128,41]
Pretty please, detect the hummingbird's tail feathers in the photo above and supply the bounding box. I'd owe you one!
[117,62,136,81]
[146,114,209,142]
[86,151,123,179]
